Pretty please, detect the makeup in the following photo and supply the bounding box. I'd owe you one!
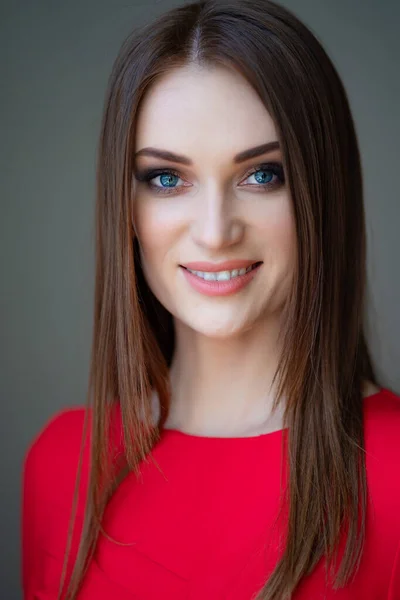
[180,262,262,297]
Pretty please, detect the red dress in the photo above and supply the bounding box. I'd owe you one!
[22,387,400,599]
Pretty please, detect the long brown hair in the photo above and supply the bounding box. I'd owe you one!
[59,1,380,598]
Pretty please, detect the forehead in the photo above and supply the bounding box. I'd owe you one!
[134,64,278,160]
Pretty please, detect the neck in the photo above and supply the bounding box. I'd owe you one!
[163,313,286,437]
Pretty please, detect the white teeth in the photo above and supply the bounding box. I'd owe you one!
[204,272,219,281]
[187,265,254,280]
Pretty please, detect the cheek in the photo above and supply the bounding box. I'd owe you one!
[134,198,184,253]
[258,199,297,262]
[256,201,296,313]
[133,202,181,296]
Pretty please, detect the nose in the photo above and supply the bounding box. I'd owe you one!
[190,184,245,250]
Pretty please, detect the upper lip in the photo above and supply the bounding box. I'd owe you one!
[181,259,262,272]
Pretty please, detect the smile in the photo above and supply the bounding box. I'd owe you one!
[185,263,258,281]
[180,262,262,297]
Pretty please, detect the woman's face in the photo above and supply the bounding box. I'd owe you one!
[133,64,296,338]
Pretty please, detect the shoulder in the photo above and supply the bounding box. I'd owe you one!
[21,407,92,592]
[22,407,89,511]
[27,406,87,452]
[23,403,125,511]
[362,387,400,596]
[363,386,400,452]
[363,387,400,547]
[24,406,88,465]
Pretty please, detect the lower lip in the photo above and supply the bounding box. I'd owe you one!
[180,264,262,297]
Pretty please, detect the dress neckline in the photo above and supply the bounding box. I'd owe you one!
[158,388,385,442]
[161,425,288,441]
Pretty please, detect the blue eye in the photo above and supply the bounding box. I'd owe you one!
[134,169,183,193]
[134,161,284,195]
[158,173,180,188]
[251,169,274,185]
[243,164,284,188]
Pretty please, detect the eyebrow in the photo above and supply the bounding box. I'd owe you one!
[134,141,280,165]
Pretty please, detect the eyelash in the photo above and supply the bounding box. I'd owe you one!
[134,162,285,196]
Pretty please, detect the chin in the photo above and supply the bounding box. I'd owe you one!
[177,308,259,339]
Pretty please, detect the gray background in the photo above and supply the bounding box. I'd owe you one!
[1,0,399,597]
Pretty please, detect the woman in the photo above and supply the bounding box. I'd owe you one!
[21,0,400,599]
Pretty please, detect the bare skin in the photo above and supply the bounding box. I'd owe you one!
[133,64,380,438]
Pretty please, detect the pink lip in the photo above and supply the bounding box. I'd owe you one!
[181,259,260,272]
[180,262,262,297]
